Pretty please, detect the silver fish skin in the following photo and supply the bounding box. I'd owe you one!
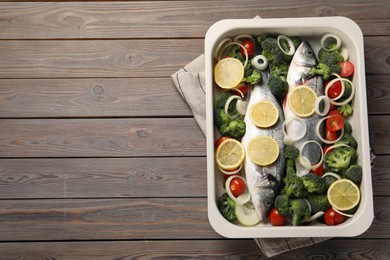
[241,74,285,222]
[284,41,324,176]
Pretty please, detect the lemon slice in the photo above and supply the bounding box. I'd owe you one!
[214,58,244,89]
[247,136,279,166]
[215,138,245,171]
[327,179,360,211]
[287,85,317,117]
[249,100,279,128]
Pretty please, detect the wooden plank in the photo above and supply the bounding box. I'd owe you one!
[0,118,206,158]
[0,239,388,259]
[0,75,386,118]
[0,78,192,118]
[0,37,388,79]
[0,197,387,241]
[372,155,390,197]
[368,116,390,155]
[0,157,207,198]
[0,1,388,39]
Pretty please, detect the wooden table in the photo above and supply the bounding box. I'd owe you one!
[0,1,388,259]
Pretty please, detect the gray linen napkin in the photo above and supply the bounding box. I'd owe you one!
[171,53,331,257]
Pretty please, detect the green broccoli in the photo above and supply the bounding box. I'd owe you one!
[246,69,262,85]
[307,194,330,214]
[261,37,291,64]
[301,173,326,194]
[284,146,300,160]
[290,198,311,226]
[340,81,352,100]
[325,147,356,172]
[311,63,341,80]
[270,63,289,79]
[214,109,230,128]
[317,47,344,65]
[337,103,353,117]
[216,92,233,109]
[344,120,353,134]
[274,194,290,217]
[283,175,306,198]
[220,118,246,139]
[336,132,358,150]
[267,74,288,101]
[217,193,237,222]
[322,174,339,189]
[291,36,302,50]
[344,164,363,184]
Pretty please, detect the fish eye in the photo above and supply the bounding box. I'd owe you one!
[265,199,272,207]
[307,50,313,56]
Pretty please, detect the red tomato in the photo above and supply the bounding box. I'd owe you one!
[229,177,246,197]
[240,39,254,58]
[326,114,344,132]
[326,80,343,99]
[327,109,343,118]
[324,208,345,225]
[214,136,231,150]
[269,208,286,226]
[339,61,354,78]
[325,127,339,142]
[232,85,249,97]
[310,165,325,176]
[323,145,334,154]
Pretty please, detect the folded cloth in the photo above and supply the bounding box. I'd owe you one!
[171,53,331,257]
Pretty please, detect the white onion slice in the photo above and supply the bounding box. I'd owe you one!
[224,95,241,119]
[236,100,248,116]
[340,47,349,61]
[233,34,253,42]
[218,163,242,175]
[232,86,245,98]
[305,211,325,223]
[251,55,268,70]
[225,175,249,202]
[283,116,307,144]
[321,33,342,51]
[277,35,295,55]
[332,207,354,218]
[324,143,350,156]
[213,37,232,60]
[304,198,312,214]
[298,140,324,170]
[315,116,345,144]
[325,77,355,106]
[322,172,342,180]
[315,95,331,116]
[235,199,260,226]
[218,42,249,68]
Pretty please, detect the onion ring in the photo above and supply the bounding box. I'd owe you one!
[316,116,345,144]
[224,95,241,119]
[217,42,249,68]
[298,140,324,170]
[332,207,354,218]
[251,55,268,70]
[283,116,307,144]
[321,33,342,51]
[233,34,253,42]
[322,172,342,180]
[213,37,232,60]
[315,95,331,116]
[325,76,355,106]
[218,163,242,175]
[277,35,295,55]
[225,175,249,202]
[305,211,325,223]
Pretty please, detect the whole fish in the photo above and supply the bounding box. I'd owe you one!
[284,41,324,176]
[241,73,285,221]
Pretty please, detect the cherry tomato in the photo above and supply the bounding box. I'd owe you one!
[240,39,254,58]
[327,109,343,118]
[326,114,344,132]
[232,85,249,97]
[324,208,345,225]
[339,61,354,78]
[229,177,246,197]
[310,165,325,176]
[326,80,343,99]
[214,136,231,150]
[269,208,286,226]
[325,127,339,142]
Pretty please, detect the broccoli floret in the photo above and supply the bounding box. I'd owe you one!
[318,48,344,65]
[291,36,302,50]
[274,194,290,217]
[311,63,341,80]
[344,120,353,134]
[344,164,363,184]
[337,103,353,117]
[217,193,237,222]
[220,118,246,139]
[244,60,254,78]
[261,37,291,64]
[214,109,230,128]
[336,132,358,150]
[270,63,289,79]
[246,69,262,85]
[283,175,306,198]
[339,81,352,100]
[325,147,356,172]
[290,198,311,226]
[267,74,288,100]
[307,194,330,214]
[322,174,339,189]
[301,173,326,194]
[216,92,233,109]
[284,146,299,160]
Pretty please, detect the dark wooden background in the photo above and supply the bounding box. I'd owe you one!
[0,1,389,259]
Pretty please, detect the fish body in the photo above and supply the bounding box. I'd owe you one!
[241,74,285,221]
[284,41,324,176]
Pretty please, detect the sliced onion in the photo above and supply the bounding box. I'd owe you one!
[332,207,354,218]
[324,143,350,156]
[277,35,295,55]
[233,34,253,42]
[325,77,355,106]
[235,200,260,226]
[218,42,249,68]
[340,47,349,61]
[218,163,242,175]
[225,175,249,202]
[236,100,248,116]
[213,37,232,60]
[305,211,325,223]
[315,95,331,116]
[315,116,345,144]
[251,55,268,70]
[283,116,307,144]
[298,140,324,170]
[304,198,312,214]
[224,95,241,119]
[322,172,341,180]
[232,85,245,98]
[321,33,342,51]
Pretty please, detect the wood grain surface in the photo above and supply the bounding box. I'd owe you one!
[0,0,389,259]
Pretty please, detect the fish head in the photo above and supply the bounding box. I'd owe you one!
[252,187,275,221]
[294,41,317,68]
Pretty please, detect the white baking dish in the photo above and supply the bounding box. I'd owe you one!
[205,17,374,238]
